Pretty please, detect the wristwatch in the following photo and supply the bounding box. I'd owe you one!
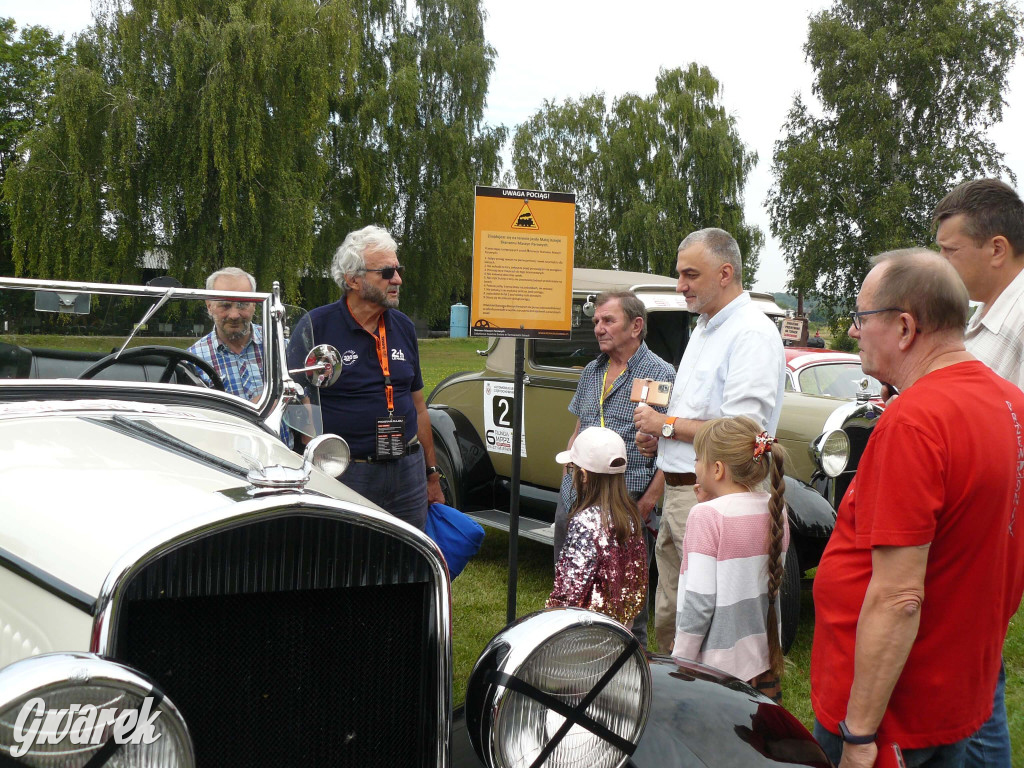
[426,465,442,478]
[838,719,877,745]
[661,416,678,439]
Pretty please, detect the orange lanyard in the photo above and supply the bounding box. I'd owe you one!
[372,315,394,413]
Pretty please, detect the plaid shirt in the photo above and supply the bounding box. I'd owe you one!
[188,324,266,399]
[561,342,675,510]
[187,326,292,446]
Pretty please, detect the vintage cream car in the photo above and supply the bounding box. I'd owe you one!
[428,269,879,651]
[0,276,829,768]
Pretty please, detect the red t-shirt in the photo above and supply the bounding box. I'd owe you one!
[811,361,1024,748]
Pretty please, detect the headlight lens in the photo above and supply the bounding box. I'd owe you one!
[814,429,851,478]
[303,433,351,477]
[0,653,194,768]
[467,609,651,768]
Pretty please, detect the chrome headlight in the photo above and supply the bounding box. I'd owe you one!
[813,428,851,477]
[0,653,194,767]
[303,433,351,477]
[466,608,651,768]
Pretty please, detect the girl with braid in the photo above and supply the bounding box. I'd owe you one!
[672,416,789,703]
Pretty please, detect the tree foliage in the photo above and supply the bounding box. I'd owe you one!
[767,0,1024,319]
[512,94,613,268]
[0,19,66,277]
[6,0,503,322]
[312,0,505,319]
[511,64,762,286]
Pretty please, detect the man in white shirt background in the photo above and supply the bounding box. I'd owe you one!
[635,227,786,653]
[933,178,1024,768]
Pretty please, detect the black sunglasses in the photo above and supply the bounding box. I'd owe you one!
[364,265,405,280]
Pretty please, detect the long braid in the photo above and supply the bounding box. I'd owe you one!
[764,449,787,681]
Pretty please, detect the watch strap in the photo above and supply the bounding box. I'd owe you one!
[426,465,442,478]
[838,719,876,745]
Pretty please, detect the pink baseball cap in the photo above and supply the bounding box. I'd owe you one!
[555,427,628,474]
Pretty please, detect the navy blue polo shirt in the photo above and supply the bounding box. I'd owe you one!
[289,299,423,457]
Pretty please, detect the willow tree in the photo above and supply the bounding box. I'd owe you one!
[510,65,762,285]
[511,94,612,268]
[768,0,1023,320]
[7,0,358,290]
[0,19,65,279]
[312,0,505,321]
[605,65,761,282]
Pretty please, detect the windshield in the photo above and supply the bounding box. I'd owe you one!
[0,279,272,404]
[796,362,881,399]
[531,299,688,370]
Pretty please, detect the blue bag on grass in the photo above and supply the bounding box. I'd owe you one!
[425,502,485,580]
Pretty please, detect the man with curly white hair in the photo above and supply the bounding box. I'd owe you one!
[290,225,444,529]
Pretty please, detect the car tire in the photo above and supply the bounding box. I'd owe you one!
[435,440,460,510]
[780,548,800,655]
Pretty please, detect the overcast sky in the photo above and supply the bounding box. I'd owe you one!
[3,0,1022,291]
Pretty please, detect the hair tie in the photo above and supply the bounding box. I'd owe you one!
[753,431,777,463]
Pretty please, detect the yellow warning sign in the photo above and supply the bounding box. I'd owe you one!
[511,201,539,230]
[472,185,576,339]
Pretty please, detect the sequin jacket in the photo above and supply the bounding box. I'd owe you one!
[547,506,648,626]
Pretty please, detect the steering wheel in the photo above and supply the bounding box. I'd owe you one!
[78,345,226,391]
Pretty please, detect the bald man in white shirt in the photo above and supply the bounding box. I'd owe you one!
[635,228,786,653]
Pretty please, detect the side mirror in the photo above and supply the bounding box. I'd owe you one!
[582,294,597,318]
[290,344,343,388]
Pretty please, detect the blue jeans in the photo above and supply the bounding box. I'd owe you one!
[342,450,428,530]
[964,661,1010,768]
[813,720,968,768]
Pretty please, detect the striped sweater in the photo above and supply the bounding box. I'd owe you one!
[672,491,789,682]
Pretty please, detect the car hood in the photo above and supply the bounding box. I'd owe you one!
[0,400,380,603]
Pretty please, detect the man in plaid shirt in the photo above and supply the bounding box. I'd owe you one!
[188,267,292,447]
[189,267,265,401]
[553,290,674,648]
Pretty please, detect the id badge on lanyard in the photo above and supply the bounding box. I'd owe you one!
[373,316,406,460]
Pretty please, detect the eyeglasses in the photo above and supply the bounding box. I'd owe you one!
[363,265,405,280]
[213,301,256,311]
[849,307,904,330]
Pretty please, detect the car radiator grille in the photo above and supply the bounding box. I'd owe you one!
[112,515,440,768]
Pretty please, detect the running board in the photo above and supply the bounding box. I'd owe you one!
[466,508,555,546]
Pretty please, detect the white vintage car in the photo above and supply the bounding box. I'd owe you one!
[0,276,828,768]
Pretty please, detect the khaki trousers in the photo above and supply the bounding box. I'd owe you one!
[654,483,699,653]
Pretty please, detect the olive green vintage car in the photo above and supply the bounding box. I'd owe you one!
[427,268,878,649]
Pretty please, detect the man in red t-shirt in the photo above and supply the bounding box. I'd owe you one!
[810,248,1024,768]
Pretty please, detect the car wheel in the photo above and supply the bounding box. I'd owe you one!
[435,440,460,510]
[780,548,801,655]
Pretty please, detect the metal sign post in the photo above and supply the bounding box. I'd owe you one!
[506,338,525,624]
[469,185,575,625]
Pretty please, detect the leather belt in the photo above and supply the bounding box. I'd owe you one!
[352,442,421,464]
[663,471,697,487]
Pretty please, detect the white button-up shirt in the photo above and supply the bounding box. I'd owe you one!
[657,291,786,473]
[964,266,1024,389]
